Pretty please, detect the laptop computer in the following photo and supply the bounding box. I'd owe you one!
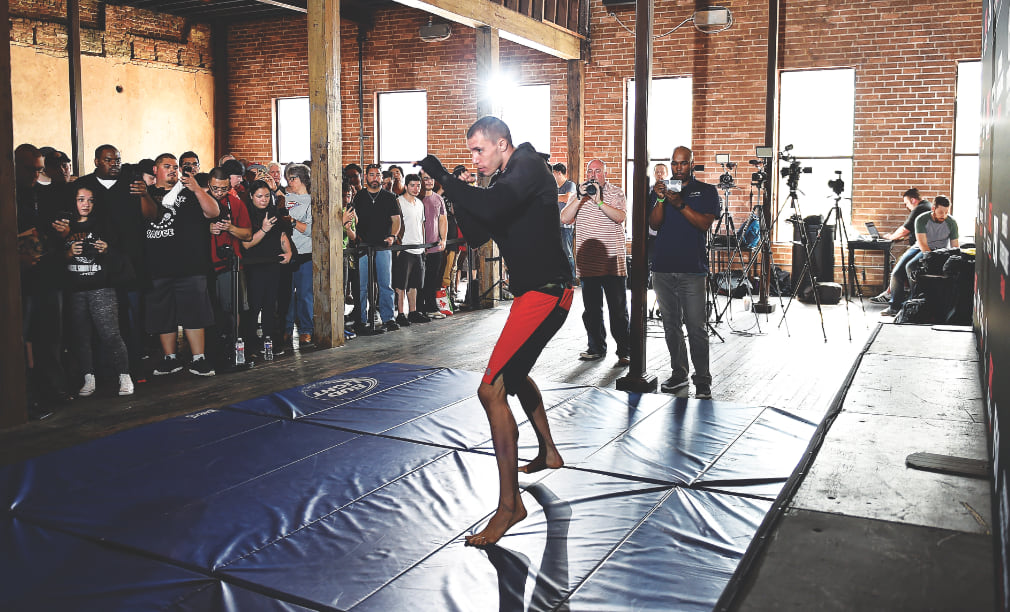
[865,222,882,239]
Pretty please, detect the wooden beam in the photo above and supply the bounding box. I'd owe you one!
[475,26,501,308]
[212,21,229,163]
[1,0,28,427]
[67,0,85,176]
[396,0,582,60]
[616,0,657,393]
[254,0,308,13]
[565,59,583,183]
[307,0,344,348]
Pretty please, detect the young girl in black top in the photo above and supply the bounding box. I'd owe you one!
[64,186,133,396]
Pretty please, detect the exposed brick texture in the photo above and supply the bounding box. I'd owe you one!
[223,1,978,286]
[9,0,212,70]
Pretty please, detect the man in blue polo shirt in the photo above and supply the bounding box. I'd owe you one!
[649,146,720,399]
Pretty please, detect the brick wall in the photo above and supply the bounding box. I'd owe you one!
[222,0,978,287]
[9,0,212,70]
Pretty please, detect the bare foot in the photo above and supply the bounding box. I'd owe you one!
[465,500,528,547]
[518,452,564,474]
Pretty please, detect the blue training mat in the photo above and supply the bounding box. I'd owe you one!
[1,362,813,611]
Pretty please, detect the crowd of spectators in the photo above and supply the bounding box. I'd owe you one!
[15,142,470,413]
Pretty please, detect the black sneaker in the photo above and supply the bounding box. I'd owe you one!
[153,355,183,376]
[188,356,216,376]
[357,324,386,336]
[694,384,712,399]
[396,313,412,327]
[407,311,431,323]
[383,319,401,332]
[660,376,689,393]
[869,292,890,304]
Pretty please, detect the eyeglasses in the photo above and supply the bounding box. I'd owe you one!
[209,186,230,193]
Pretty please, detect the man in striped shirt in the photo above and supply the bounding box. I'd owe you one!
[560,159,631,367]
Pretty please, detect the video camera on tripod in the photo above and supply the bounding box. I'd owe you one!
[778,144,812,192]
[715,154,737,191]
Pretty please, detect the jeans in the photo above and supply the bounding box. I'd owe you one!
[359,249,395,324]
[286,258,314,336]
[560,226,575,278]
[580,275,630,358]
[653,272,711,386]
[889,246,922,310]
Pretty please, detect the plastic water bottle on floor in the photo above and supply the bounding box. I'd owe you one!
[235,337,245,365]
[263,336,274,361]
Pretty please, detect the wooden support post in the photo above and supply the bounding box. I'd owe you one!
[566,59,584,183]
[475,26,501,308]
[753,0,779,315]
[617,0,657,393]
[212,21,230,163]
[307,0,343,347]
[67,0,85,176]
[1,0,28,427]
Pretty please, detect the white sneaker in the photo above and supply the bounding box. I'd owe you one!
[79,373,96,397]
[118,374,135,396]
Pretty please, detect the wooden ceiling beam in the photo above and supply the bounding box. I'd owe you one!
[395,0,582,60]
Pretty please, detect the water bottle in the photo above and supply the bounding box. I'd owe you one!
[235,337,245,365]
[263,336,274,361]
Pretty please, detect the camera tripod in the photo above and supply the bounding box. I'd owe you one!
[777,187,829,342]
[815,192,866,339]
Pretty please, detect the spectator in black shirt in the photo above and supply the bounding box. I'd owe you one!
[143,153,220,376]
[75,144,157,367]
[352,163,401,334]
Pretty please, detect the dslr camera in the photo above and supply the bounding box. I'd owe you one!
[577,179,600,198]
[81,237,100,257]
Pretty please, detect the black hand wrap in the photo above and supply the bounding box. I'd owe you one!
[417,154,451,184]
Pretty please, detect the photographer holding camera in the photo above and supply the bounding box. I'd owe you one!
[64,186,134,397]
[207,167,253,360]
[649,146,720,399]
[560,158,631,366]
[143,153,221,377]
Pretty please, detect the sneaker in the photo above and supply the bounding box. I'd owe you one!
[880,307,899,317]
[869,292,890,304]
[357,323,386,336]
[579,351,604,361]
[615,356,631,367]
[407,311,431,323]
[428,311,447,320]
[188,356,216,376]
[79,373,96,397]
[153,355,183,376]
[299,333,314,347]
[660,376,689,393]
[383,319,401,332]
[344,327,357,340]
[694,384,712,399]
[118,374,134,396]
[396,313,412,327]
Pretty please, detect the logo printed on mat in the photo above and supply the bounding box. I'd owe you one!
[301,377,379,401]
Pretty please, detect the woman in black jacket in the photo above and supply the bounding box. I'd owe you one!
[241,180,292,356]
[64,186,133,396]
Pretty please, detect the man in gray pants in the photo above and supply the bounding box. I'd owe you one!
[649,146,721,399]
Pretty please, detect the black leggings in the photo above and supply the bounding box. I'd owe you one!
[70,288,129,375]
[244,263,280,348]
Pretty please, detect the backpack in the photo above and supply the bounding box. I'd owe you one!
[737,213,761,250]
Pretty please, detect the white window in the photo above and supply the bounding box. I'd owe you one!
[377,90,427,168]
[777,69,855,237]
[953,60,981,218]
[275,97,310,165]
[625,77,693,188]
[501,84,551,156]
